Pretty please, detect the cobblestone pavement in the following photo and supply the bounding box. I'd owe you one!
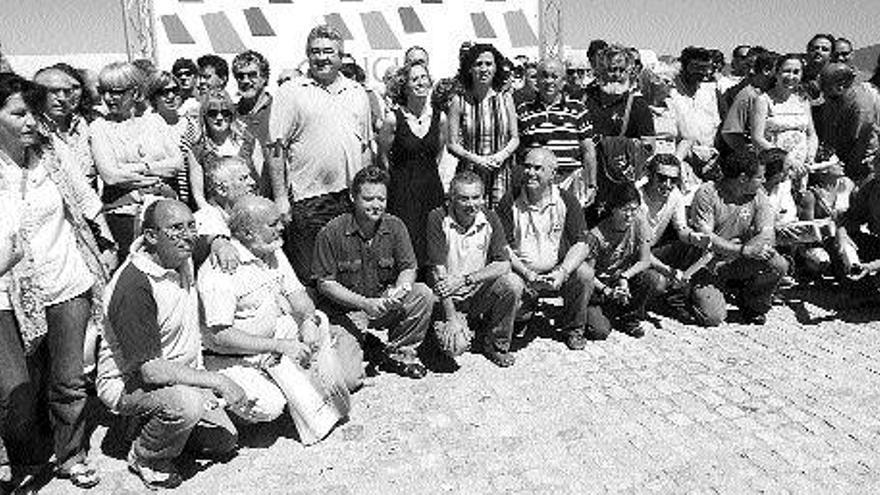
[32,287,880,494]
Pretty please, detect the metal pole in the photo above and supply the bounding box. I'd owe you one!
[120,0,132,60]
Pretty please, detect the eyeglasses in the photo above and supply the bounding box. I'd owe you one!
[174,71,194,78]
[205,109,233,119]
[155,221,197,240]
[234,70,261,81]
[655,174,678,184]
[99,86,133,97]
[159,86,180,98]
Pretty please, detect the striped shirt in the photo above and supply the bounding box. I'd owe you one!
[517,96,593,176]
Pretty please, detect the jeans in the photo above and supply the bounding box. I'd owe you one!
[117,384,237,463]
[455,273,524,353]
[690,253,787,326]
[518,262,594,336]
[585,270,665,338]
[329,283,435,363]
[284,190,351,283]
[0,293,90,470]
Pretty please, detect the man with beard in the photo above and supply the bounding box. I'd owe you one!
[97,200,245,490]
[813,63,880,184]
[313,167,435,379]
[803,34,835,102]
[582,44,655,139]
[720,49,778,153]
[683,151,787,326]
[667,47,722,179]
[496,148,593,350]
[425,172,521,367]
[269,24,372,281]
[517,57,597,205]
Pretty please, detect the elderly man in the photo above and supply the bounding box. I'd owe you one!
[33,65,97,185]
[582,44,655,139]
[496,148,594,350]
[814,63,880,184]
[197,196,362,430]
[425,172,522,367]
[684,152,787,326]
[97,200,245,490]
[269,24,373,281]
[313,167,435,379]
[518,57,598,206]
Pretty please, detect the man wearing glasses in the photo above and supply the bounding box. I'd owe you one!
[97,200,245,490]
[172,58,200,116]
[232,51,273,157]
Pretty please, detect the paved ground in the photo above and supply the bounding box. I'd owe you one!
[26,285,880,494]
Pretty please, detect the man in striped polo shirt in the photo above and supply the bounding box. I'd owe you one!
[517,57,598,206]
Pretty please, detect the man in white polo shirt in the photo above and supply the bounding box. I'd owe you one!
[97,200,246,490]
[495,148,594,351]
[197,196,362,430]
[425,172,522,367]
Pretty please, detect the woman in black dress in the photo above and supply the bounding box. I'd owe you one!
[378,60,446,267]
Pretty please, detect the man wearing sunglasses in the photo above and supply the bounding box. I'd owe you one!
[232,50,273,156]
[172,58,200,116]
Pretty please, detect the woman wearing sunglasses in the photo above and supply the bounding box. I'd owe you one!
[90,62,184,260]
[189,89,264,210]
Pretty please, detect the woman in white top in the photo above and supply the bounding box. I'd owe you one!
[90,62,183,259]
[0,72,116,490]
[751,54,818,192]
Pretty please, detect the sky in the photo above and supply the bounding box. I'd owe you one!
[2,0,878,58]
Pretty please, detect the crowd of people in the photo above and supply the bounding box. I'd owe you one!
[1,23,880,492]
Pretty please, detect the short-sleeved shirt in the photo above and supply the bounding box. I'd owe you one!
[496,185,588,273]
[582,86,655,138]
[667,80,721,147]
[721,84,761,148]
[640,185,686,247]
[814,84,880,181]
[689,181,773,242]
[312,212,416,301]
[425,207,509,278]
[198,239,305,344]
[268,77,364,202]
[517,96,593,176]
[237,91,273,147]
[96,249,201,410]
[586,212,650,280]
[0,150,99,310]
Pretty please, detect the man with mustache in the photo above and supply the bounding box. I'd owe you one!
[268,24,373,282]
[582,44,655,139]
[313,167,435,379]
[96,200,245,490]
[425,172,522,367]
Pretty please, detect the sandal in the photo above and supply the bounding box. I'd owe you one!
[57,460,100,489]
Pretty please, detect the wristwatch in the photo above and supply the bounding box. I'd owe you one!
[463,273,474,286]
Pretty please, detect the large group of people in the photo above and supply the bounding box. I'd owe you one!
[1,22,880,492]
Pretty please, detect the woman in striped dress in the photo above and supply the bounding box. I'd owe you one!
[447,43,519,207]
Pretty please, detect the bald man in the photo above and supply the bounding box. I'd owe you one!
[496,148,595,350]
[33,66,97,185]
[517,58,597,206]
[814,63,880,184]
[197,196,362,434]
[97,200,244,490]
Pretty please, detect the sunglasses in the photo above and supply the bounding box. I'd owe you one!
[159,86,180,98]
[206,109,233,119]
[99,86,132,97]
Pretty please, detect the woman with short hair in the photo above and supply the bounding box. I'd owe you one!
[90,62,183,259]
[0,72,117,491]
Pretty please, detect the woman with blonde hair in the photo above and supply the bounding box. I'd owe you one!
[189,89,264,209]
[90,62,183,259]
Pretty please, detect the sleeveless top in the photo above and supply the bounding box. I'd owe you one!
[454,90,513,206]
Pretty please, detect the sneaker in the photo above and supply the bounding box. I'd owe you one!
[483,349,516,367]
[127,449,182,490]
[565,333,587,350]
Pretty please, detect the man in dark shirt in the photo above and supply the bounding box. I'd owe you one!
[313,167,435,379]
[582,44,655,139]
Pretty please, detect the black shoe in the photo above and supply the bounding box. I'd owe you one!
[619,320,646,338]
[741,311,767,325]
[380,357,427,379]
